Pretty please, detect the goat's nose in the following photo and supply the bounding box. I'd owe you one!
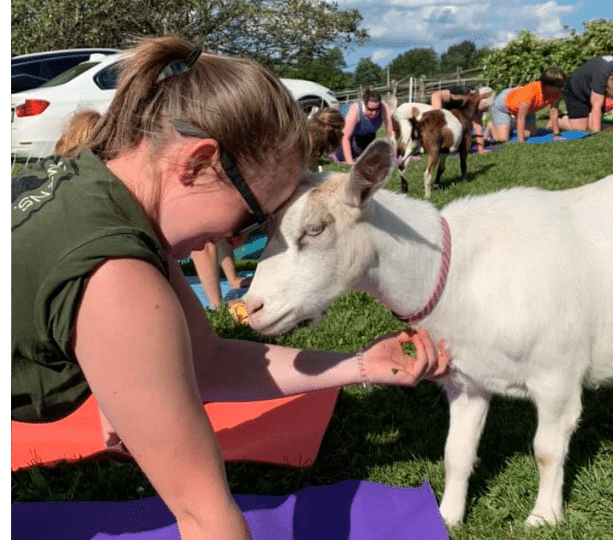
[244,295,264,317]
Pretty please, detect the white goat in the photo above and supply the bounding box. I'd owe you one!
[245,140,613,526]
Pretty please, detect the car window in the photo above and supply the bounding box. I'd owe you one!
[39,56,91,79]
[11,73,48,93]
[94,62,121,90]
[40,62,100,88]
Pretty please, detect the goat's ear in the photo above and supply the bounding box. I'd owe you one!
[411,106,420,118]
[344,140,394,207]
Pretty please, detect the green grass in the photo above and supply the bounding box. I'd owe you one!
[12,133,613,539]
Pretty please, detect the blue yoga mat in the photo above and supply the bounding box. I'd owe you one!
[11,480,449,540]
[186,274,252,308]
[233,233,268,260]
[509,128,591,144]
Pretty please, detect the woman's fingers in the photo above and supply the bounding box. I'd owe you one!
[411,329,437,376]
[434,340,452,377]
[409,329,451,381]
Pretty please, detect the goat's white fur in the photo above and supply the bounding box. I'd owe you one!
[245,140,613,526]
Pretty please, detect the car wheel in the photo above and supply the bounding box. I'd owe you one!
[297,96,327,117]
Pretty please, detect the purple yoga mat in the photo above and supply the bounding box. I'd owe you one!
[12,479,449,540]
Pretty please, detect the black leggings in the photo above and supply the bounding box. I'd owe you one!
[564,88,592,119]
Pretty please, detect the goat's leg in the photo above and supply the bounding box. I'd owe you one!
[439,383,491,526]
[459,135,470,181]
[399,166,409,194]
[424,150,439,199]
[527,387,582,526]
[434,153,447,190]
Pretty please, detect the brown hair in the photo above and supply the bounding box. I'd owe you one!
[305,108,344,171]
[362,88,382,104]
[540,66,566,88]
[55,109,102,157]
[88,35,308,170]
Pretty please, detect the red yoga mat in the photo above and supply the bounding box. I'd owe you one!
[11,388,340,471]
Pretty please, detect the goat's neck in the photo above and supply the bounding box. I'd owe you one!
[355,191,446,318]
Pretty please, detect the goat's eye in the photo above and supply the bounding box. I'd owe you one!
[305,223,325,237]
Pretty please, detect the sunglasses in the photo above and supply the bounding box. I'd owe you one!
[157,46,271,238]
[171,119,272,238]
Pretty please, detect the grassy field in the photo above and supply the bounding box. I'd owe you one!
[12,132,613,539]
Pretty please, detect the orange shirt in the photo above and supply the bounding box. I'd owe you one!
[504,81,561,116]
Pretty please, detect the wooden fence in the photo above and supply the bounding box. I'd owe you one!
[335,67,489,107]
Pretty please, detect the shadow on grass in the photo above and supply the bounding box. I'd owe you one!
[225,382,612,522]
[434,162,498,193]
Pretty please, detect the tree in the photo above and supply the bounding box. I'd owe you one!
[11,0,368,70]
[387,48,439,82]
[438,40,491,72]
[352,57,384,88]
[276,47,352,91]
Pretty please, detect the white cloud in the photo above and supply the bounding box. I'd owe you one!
[372,49,394,63]
[336,0,584,64]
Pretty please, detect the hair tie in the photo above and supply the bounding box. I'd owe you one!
[156,45,202,83]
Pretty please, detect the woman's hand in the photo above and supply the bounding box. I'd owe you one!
[360,328,451,386]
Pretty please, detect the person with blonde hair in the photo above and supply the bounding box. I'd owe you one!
[54,109,102,157]
[12,36,450,540]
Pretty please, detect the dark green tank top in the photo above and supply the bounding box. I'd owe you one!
[12,151,169,422]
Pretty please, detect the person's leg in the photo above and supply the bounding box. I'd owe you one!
[564,88,590,131]
[569,116,589,130]
[217,240,251,289]
[191,241,222,309]
[487,89,512,142]
[547,115,570,131]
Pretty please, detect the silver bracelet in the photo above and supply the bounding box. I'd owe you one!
[356,348,371,389]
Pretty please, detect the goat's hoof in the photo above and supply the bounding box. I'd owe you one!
[439,506,464,528]
[525,511,562,527]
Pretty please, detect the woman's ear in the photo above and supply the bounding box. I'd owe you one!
[181,139,219,184]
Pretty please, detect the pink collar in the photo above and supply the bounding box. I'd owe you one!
[393,217,452,323]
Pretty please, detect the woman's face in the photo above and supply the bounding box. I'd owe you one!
[364,99,382,120]
[157,148,303,260]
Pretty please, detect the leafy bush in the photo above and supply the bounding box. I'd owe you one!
[482,19,613,91]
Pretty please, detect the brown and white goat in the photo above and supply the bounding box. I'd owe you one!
[396,91,491,198]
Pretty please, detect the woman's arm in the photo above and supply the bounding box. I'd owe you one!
[472,111,486,153]
[73,258,251,540]
[430,90,451,109]
[516,102,530,143]
[549,100,561,137]
[589,91,605,132]
[340,103,359,164]
[168,259,449,402]
[195,328,448,402]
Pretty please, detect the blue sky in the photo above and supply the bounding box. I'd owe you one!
[336,0,613,69]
